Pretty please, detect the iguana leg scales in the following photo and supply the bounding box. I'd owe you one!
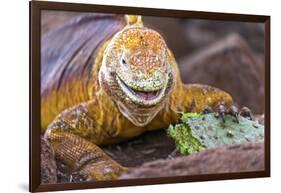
[172,84,234,114]
[44,102,128,180]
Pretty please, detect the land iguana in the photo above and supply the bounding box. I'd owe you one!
[42,14,235,181]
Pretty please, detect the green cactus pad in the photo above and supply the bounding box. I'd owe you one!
[167,113,264,155]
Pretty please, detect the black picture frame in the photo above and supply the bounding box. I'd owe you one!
[30,1,270,192]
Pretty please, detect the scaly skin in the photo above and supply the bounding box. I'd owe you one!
[43,15,233,181]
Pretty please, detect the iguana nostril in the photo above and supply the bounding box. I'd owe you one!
[122,58,127,65]
[136,69,144,77]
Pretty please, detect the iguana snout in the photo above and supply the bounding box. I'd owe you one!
[115,49,168,106]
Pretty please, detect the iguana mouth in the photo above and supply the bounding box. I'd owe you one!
[116,75,165,105]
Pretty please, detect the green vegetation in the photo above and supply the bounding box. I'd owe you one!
[167,113,264,155]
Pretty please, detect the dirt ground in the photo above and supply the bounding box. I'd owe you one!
[53,129,178,183]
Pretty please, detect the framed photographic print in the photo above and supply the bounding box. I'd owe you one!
[30,0,270,192]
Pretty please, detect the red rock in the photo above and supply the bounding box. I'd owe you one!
[179,34,264,113]
[120,142,264,179]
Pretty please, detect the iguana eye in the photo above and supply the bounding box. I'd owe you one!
[120,55,129,67]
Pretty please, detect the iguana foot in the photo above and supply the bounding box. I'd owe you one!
[203,102,240,123]
[208,103,254,123]
[79,158,128,181]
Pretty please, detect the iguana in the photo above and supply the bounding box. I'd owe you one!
[42,15,233,181]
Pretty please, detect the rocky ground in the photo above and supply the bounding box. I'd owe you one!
[120,142,264,179]
[41,114,264,183]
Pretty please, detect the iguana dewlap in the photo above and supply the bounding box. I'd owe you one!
[42,15,233,180]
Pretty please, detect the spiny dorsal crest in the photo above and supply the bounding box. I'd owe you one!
[125,15,143,28]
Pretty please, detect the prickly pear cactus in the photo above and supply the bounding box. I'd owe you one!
[167,113,264,155]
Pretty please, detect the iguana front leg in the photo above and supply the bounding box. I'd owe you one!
[170,83,233,115]
[44,102,127,181]
[178,84,255,124]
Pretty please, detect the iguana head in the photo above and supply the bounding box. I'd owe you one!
[99,18,175,127]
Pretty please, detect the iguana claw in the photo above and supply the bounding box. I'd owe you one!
[239,106,254,120]
[204,103,240,123]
